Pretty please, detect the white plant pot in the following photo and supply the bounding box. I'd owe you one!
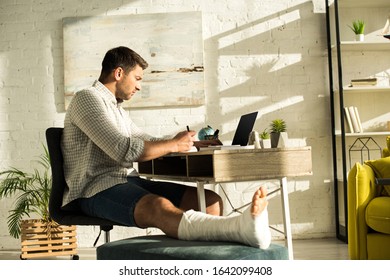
[261,139,271,149]
[356,34,364,42]
[277,132,289,148]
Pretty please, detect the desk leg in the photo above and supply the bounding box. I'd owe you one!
[280,177,293,260]
[196,182,207,213]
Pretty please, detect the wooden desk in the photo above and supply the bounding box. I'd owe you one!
[138,146,312,260]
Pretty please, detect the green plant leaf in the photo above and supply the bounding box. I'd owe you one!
[260,129,270,139]
[0,145,52,239]
[270,119,287,133]
[348,20,365,34]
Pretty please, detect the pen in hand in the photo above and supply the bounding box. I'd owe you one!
[186,125,198,151]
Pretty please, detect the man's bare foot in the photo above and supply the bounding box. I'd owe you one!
[251,186,268,217]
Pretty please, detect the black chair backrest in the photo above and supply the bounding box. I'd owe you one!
[45,127,118,227]
[46,127,68,222]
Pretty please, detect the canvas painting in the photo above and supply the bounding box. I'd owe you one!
[63,12,204,109]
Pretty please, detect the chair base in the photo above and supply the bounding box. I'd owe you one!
[97,235,288,260]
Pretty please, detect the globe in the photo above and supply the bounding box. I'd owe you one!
[198,126,215,140]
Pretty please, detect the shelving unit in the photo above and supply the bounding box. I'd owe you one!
[325,0,390,242]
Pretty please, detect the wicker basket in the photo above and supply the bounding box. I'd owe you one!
[20,219,78,260]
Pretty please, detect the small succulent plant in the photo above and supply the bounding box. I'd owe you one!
[270,119,287,133]
[260,129,270,139]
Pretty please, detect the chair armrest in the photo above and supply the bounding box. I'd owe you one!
[375,178,390,186]
[348,162,377,259]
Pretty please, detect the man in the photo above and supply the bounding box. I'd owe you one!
[62,46,271,249]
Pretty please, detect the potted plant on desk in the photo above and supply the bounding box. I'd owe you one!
[0,146,78,260]
[270,119,287,148]
[260,129,271,149]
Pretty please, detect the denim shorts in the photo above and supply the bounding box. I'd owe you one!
[77,177,187,227]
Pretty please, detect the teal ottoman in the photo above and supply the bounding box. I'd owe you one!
[96,235,288,260]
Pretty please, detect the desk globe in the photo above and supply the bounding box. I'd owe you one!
[198,126,215,140]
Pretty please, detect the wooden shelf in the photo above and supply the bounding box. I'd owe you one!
[332,41,390,51]
[336,86,390,94]
[341,41,390,51]
[335,131,390,137]
[337,0,390,8]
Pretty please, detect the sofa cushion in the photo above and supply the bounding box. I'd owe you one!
[97,235,288,260]
[366,197,390,234]
[365,157,390,196]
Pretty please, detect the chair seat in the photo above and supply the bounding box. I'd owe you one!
[97,235,288,260]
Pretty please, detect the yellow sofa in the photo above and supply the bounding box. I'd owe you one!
[348,155,390,259]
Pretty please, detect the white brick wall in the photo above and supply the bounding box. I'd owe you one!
[0,0,334,249]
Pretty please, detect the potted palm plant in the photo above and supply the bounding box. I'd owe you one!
[0,146,77,259]
[270,119,287,148]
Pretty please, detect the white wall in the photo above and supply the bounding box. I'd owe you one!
[0,0,334,249]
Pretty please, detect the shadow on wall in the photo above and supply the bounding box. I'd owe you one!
[204,2,326,141]
[202,1,332,237]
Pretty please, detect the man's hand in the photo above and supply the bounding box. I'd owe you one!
[138,130,196,162]
[173,130,196,153]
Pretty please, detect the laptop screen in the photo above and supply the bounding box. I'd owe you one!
[231,111,258,146]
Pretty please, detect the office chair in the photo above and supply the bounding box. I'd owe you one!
[45,127,124,244]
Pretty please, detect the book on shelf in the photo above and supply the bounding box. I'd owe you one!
[353,107,363,133]
[344,107,354,133]
[344,106,363,133]
[350,78,377,87]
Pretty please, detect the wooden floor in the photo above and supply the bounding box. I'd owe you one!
[0,238,349,260]
[290,238,349,260]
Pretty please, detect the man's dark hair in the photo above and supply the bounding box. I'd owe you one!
[99,46,148,82]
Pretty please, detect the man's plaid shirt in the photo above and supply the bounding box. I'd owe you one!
[61,80,158,207]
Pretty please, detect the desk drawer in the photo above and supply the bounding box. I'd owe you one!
[153,156,187,176]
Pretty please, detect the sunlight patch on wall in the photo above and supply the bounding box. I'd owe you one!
[218,53,302,94]
[217,9,301,50]
[220,95,304,138]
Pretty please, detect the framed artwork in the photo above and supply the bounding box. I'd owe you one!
[63,11,204,109]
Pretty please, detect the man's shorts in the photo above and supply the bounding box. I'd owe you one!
[77,176,188,227]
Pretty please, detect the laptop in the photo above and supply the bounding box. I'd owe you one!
[197,111,258,151]
[231,111,258,146]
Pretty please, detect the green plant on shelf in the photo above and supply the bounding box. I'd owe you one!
[348,20,365,35]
